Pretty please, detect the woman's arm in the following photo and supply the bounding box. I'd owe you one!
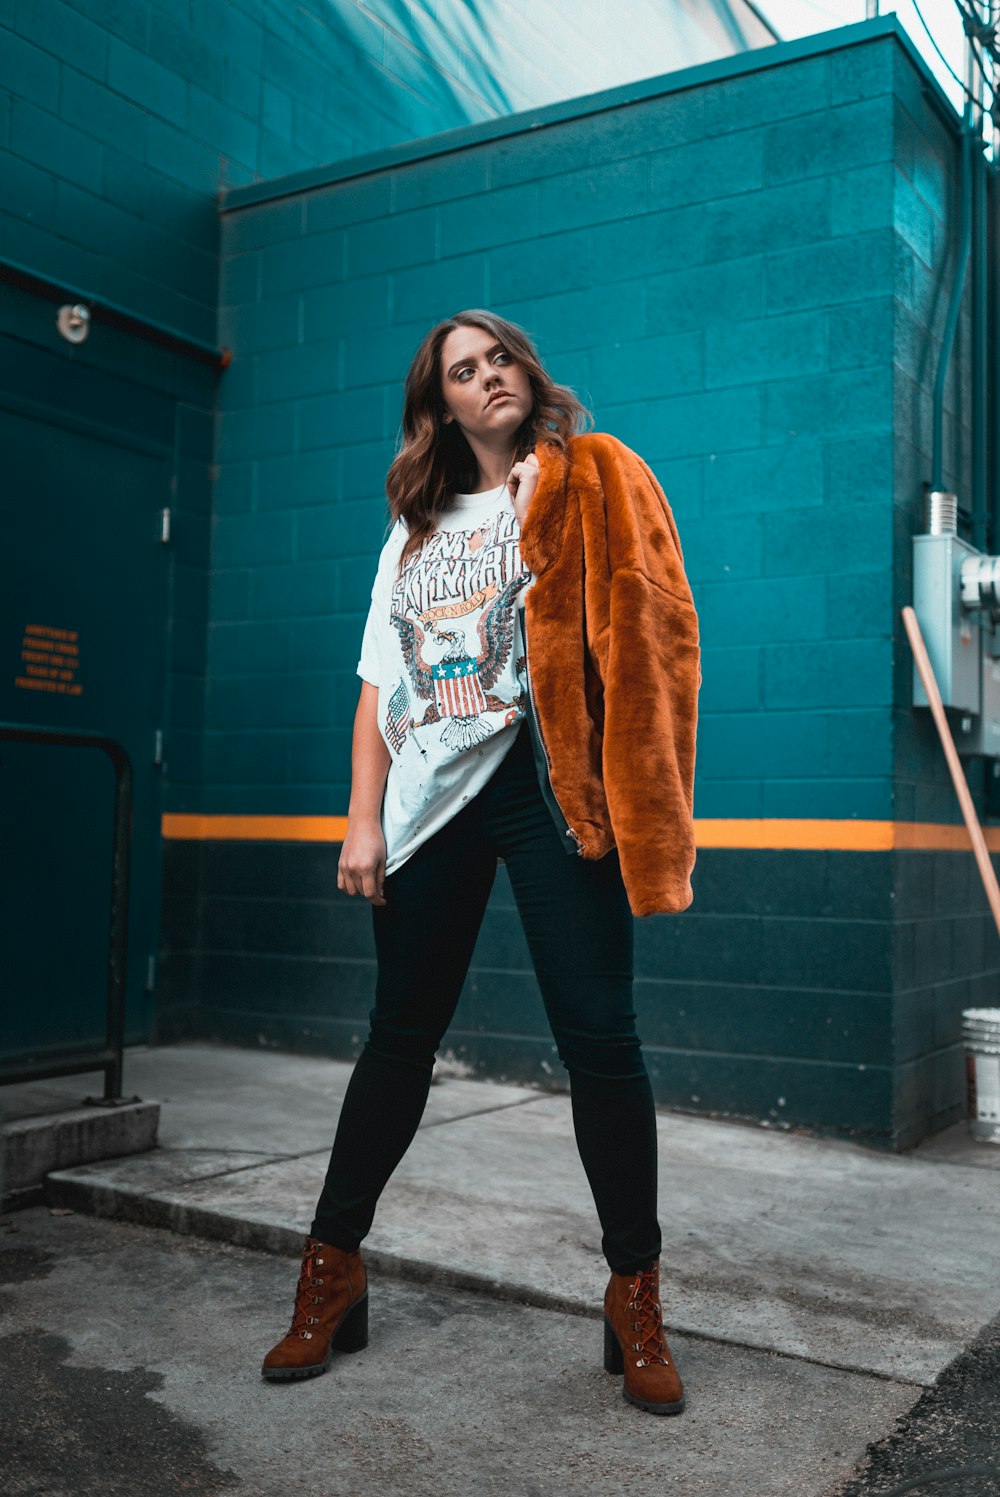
[338,680,391,905]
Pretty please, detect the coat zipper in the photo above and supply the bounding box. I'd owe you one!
[521,605,585,856]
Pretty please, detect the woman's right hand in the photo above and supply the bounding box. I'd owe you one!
[338,817,388,905]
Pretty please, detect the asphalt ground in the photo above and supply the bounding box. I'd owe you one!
[0,1206,920,1497]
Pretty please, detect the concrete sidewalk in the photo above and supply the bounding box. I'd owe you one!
[7,1040,1000,1392]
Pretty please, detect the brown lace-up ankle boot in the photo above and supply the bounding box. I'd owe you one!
[261,1237,368,1381]
[603,1258,685,1414]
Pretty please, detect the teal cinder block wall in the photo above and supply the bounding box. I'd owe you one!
[209,28,954,829]
[161,17,999,1148]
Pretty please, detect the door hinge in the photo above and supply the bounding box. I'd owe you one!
[153,728,164,766]
[159,507,171,544]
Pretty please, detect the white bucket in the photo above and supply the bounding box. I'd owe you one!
[963,1007,1000,1144]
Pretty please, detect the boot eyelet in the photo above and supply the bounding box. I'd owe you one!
[636,1358,647,1367]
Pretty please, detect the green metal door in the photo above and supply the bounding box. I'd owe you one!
[1,404,170,1067]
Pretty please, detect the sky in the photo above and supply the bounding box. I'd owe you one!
[754,0,996,135]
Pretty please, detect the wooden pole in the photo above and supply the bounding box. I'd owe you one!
[901,604,1000,939]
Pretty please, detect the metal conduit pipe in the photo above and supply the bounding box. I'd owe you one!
[992,157,1000,551]
[932,104,974,495]
[972,113,988,552]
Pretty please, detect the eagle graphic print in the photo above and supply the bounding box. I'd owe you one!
[388,508,530,755]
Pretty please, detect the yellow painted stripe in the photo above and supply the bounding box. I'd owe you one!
[161,814,1000,851]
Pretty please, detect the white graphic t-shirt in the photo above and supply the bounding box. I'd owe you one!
[357,483,534,875]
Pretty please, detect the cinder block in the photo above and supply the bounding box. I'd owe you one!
[765,95,894,187]
[711,53,830,134]
[696,645,760,713]
[2,154,56,223]
[297,498,387,561]
[210,568,251,623]
[217,402,296,462]
[830,35,894,104]
[2,28,60,109]
[250,558,338,619]
[65,0,148,47]
[223,55,260,117]
[287,727,353,783]
[649,130,764,210]
[304,275,392,340]
[645,385,763,461]
[827,298,893,371]
[10,97,103,187]
[765,229,895,314]
[108,35,186,122]
[299,386,385,451]
[765,366,892,444]
[706,309,827,389]
[699,709,827,781]
[209,618,292,676]
[763,502,888,579]
[308,175,393,233]
[187,81,258,164]
[147,7,225,93]
[261,228,346,298]
[15,0,108,81]
[763,637,892,708]
[341,440,397,503]
[439,182,537,256]
[145,115,221,191]
[488,115,592,188]
[221,294,301,355]
[705,440,824,517]
[830,162,895,237]
[215,511,296,569]
[590,330,701,402]
[591,88,706,163]
[696,574,825,645]
[704,177,828,266]
[291,616,364,672]
[202,729,287,783]
[647,257,764,334]
[347,205,438,275]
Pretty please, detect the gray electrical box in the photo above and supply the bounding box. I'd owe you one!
[955,614,1000,756]
[912,532,981,714]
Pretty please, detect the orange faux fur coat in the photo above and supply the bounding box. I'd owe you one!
[519,431,701,918]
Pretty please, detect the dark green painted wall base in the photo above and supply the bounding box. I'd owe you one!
[158,837,996,1151]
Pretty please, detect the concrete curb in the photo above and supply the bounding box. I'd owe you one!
[4,1102,159,1211]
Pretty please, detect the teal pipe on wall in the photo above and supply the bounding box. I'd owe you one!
[932,104,974,496]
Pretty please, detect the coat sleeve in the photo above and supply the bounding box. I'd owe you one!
[600,565,700,917]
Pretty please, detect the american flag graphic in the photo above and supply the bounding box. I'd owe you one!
[431,656,488,718]
[385,679,411,753]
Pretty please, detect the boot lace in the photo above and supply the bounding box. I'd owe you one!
[287,1239,327,1339]
[626,1267,669,1367]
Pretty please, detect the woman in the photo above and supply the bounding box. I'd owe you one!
[261,310,701,1415]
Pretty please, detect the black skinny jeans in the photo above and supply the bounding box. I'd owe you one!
[311,719,661,1275]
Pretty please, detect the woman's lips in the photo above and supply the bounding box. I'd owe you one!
[486,392,511,407]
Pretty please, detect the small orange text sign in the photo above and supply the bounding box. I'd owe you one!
[15,624,83,697]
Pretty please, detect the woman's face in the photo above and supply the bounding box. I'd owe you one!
[438,325,533,448]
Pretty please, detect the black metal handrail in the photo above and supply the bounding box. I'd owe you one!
[0,722,133,1103]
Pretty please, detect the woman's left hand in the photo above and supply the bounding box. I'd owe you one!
[507,451,540,528]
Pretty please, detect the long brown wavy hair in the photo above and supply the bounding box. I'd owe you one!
[386,309,592,571]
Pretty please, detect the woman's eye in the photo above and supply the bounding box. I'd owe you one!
[494,352,511,364]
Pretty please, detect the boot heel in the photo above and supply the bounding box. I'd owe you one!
[333,1292,368,1354]
[603,1316,624,1375]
